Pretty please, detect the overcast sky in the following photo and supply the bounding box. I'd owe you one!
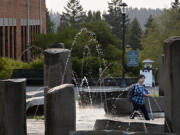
[46,0,174,13]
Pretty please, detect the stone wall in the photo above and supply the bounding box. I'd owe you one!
[104,97,165,115]
[162,36,180,133]
[45,84,76,135]
[0,79,27,135]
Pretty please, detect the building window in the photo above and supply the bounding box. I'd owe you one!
[24,26,27,61]
[10,26,13,58]
[14,27,16,59]
[30,26,33,44]
[5,27,8,57]
[0,27,2,57]
[21,26,24,61]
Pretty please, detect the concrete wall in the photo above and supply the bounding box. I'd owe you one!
[45,84,76,135]
[163,36,180,133]
[0,79,27,135]
[104,97,165,115]
[158,55,165,96]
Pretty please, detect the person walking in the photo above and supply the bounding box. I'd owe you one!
[130,75,152,120]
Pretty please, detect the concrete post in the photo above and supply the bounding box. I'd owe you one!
[0,79,27,135]
[163,36,180,133]
[44,48,72,89]
[43,48,72,135]
[45,84,76,135]
[158,55,165,96]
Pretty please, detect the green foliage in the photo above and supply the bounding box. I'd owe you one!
[0,58,28,79]
[141,9,180,67]
[127,18,142,50]
[28,56,44,69]
[103,0,129,39]
[83,20,121,49]
[86,11,101,22]
[144,15,154,35]
[172,0,180,9]
[152,94,159,98]
[103,45,121,60]
[0,57,44,79]
[105,61,122,77]
[33,33,58,50]
[59,0,86,29]
[46,9,55,34]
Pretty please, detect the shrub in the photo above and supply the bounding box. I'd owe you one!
[0,58,27,79]
[28,56,44,69]
[0,57,44,79]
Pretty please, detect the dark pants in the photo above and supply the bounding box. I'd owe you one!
[131,101,150,120]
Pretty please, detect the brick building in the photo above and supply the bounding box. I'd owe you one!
[0,0,46,60]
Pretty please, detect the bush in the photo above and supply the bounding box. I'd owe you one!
[0,58,27,79]
[28,56,44,69]
[0,57,44,79]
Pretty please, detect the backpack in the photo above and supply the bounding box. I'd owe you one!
[127,84,136,103]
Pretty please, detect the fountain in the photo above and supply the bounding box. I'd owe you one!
[3,28,175,135]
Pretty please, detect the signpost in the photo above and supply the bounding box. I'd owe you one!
[127,50,139,67]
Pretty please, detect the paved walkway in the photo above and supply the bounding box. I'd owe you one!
[27,103,164,135]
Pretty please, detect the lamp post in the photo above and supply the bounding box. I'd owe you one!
[120,2,128,87]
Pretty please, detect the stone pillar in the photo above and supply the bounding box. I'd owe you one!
[158,55,165,96]
[45,84,76,135]
[163,37,180,133]
[44,48,72,135]
[0,79,26,135]
[44,48,72,89]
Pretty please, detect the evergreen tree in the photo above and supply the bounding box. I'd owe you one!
[86,11,102,22]
[46,9,55,33]
[127,18,142,50]
[86,11,93,22]
[172,0,180,9]
[59,0,86,28]
[103,0,124,39]
[144,15,154,35]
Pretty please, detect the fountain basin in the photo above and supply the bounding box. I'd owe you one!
[79,87,128,105]
[70,130,173,135]
[104,97,165,115]
[94,120,168,134]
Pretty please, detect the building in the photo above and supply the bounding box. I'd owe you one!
[0,0,46,61]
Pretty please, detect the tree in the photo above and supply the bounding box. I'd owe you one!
[127,18,142,50]
[59,0,86,29]
[86,11,102,22]
[103,0,122,39]
[46,9,55,33]
[172,0,180,9]
[144,15,154,35]
[86,11,93,22]
[141,9,180,67]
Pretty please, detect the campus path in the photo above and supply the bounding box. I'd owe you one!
[27,103,164,135]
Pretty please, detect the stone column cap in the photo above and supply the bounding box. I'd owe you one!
[0,78,26,83]
[44,48,70,55]
[48,84,74,94]
[165,36,180,44]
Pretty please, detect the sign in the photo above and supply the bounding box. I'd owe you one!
[140,70,153,87]
[127,50,139,67]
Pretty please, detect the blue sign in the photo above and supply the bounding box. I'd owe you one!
[127,50,139,67]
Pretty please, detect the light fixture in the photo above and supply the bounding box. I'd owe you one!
[120,2,128,14]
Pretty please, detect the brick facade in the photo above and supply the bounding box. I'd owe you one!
[0,0,46,60]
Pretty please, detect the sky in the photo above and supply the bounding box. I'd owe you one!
[46,0,174,13]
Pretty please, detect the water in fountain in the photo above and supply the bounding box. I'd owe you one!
[65,28,148,132]
[10,45,47,118]
[60,27,116,106]
[80,76,93,105]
